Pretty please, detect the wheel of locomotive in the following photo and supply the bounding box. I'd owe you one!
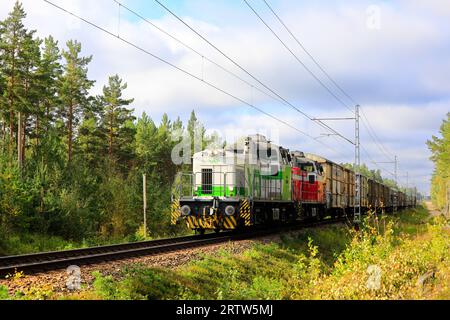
[330,209,336,220]
[318,207,326,221]
[316,210,323,221]
[214,228,221,234]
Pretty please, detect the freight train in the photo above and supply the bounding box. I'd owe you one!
[171,134,416,233]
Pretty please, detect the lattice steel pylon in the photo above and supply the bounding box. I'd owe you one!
[354,105,361,224]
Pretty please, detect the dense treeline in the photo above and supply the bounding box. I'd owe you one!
[0,2,212,252]
[427,113,450,214]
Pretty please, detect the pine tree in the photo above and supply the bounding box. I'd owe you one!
[0,1,34,164]
[36,36,62,139]
[99,74,135,166]
[0,1,205,244]
[0,51,5,148]
[172,116,183,133]
[187,110,197,142]
[135,112,157,170]
[59,40,94,163]
[161,113,171,129]
[76,96,104,166]
[19,31,41,168]
[187,110,206,156]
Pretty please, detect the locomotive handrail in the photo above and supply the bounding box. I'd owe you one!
[193,170,237,197]
[179,171,239,198]
[176,168,286,200]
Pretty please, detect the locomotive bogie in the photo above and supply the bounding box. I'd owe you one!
[175,198,251,231]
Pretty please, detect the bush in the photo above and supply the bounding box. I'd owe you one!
[0,286,10,300]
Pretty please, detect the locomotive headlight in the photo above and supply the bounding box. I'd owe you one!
[181,205,191,216]
[225,205,235,216]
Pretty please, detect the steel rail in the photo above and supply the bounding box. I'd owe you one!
[0,217,347,277]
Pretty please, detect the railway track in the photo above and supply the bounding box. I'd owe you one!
[0,217,348,277]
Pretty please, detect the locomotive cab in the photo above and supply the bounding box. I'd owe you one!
[290,151,325,204]
[172,134,285,233]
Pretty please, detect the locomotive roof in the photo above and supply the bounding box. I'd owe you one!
[304,153,335,164]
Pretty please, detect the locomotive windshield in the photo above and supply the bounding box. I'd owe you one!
[300,163,315,173]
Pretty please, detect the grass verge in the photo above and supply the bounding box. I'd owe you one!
[2,205,449,300]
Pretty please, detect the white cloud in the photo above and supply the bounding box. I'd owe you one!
[1,0,448,195]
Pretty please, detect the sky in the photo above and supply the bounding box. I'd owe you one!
[1,0,449,195]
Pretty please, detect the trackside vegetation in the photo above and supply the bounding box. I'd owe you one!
[0,2,221,255]
[87,207,450,300]
[85,207,450,300]
[427,113,450,215]
[3,206,446,300]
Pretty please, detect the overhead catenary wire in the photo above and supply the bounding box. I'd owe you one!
[116,0,362,166]
[44,0,401,184]
[152,0,355,146]
[360,106,396,160]
[113,0,282,105]
[245,0,403,182]
[113,0,354,150]
[244,0,354,116]
[146,0,400,183]
[261,0,397,163]
[262,0,359,107]
[245,0,400,181]
[361,145,396,178]
[42,0,348,159]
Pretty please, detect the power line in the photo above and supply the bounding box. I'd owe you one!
[152,0,399,182]
[42,0,347,159]
[152,0,354,146]
[262,0,360,109]
[113,0,284,106]
[361,145,396,178]
[260,0,397,163]
[49,0,407,191]
[359,106,395,160]
[116,0,353,149]
[244,0,354,115]
[115,0,349,147]
[114,0,355,156]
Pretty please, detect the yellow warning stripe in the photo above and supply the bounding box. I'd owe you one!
[201,218,212,229]
[193,217,198,229]
[171,200,180,225]
[223,216,237,229]
[186,215,217,230]
[240,199,252,226]
[186,216,193,229]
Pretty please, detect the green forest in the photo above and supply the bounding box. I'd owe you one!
[0,2,445,257]
[427,113,450,214]
[0,2,220,255]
